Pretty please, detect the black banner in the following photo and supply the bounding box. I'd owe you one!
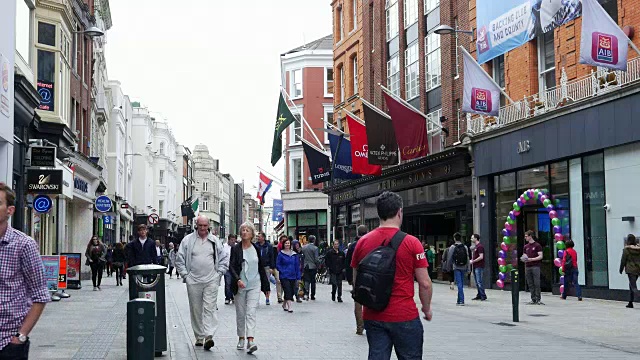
[27,169,63,194]
[302,141,331,184]
[37,80,55,112]
[30,146,56,167]
[363,101,398,165]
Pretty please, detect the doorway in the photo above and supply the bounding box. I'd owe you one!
[518,207,554,292]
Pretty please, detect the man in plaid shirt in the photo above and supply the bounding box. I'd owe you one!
[0,184,50,359]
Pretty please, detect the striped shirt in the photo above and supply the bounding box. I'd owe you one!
[0,226,50,350]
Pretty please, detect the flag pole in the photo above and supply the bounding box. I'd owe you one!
[343,109,366,126]
[459,45,514,103]
[256,166,285,187]
[360,97,392,120]
[297,135,330,154]
[379,84,444,130]
[280,87,326,150]
[628,40,640,58]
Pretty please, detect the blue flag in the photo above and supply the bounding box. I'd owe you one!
[328,133,361,180]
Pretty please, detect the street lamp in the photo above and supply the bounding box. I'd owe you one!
[433,24,474,77]
[73,26,105,38]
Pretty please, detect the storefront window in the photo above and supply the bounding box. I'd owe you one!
[582,153,608,287]
[517,165,548,195]
[298,212,317,226]
[317,212,327,226]
[287,213,297,227]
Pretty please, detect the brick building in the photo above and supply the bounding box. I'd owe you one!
[469,0,640,301]
[279,36,333,244]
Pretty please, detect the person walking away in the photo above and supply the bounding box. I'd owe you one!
[255,232,275,305]
[0,184,50,360]
[166,243,177,279]
[470,234,487,301]
[426,246,436,280]
[127,225,157,267]
[175,215,229,351]
[301,235,320,300]
[105,244,113,277]
[522,230,544,305]
[112,242,126,286]
[85,236,107,291]
[326,240,346,302]
[441,241,454,290]
[619,234,640,308]
[351,191,432,360]
[276,238,301,313]
[292,240,304,302]
[224,234,237,304]
[155,240,164,265]
[229,222,269,354]
[346,225,368,335]
[447,233,470,305]
[560,239,582,301]
[274,235,287,303]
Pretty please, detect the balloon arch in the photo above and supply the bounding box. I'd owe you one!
[496,188,570,291]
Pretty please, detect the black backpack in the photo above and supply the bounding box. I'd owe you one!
[452,244,468,267]
[353,231,406,312]
[564,251,574,272]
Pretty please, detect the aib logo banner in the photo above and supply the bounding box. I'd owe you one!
[592,32,618,65]
[471,87,492,113]
[477,26,491,54]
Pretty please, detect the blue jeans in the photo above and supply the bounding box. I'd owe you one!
[562,269,582,299]
[454,269,465,304]
[364,317,423,360]
[474,267,487,299]
[224,270,234,300]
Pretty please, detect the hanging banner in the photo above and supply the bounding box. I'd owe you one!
[362,101,398,165]
[346,114,382,176]
[462,48,502,116]
[62,253,82,289]
[41,255,60,292]
[272,199,284,222]
[328,134,361,180]
[476,0,581,64]
[302,140,331,184]
[579,0,628,71]
[382,93,429,160]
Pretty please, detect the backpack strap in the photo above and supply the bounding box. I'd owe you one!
[389,230,407,251]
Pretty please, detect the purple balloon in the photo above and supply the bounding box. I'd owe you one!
[499,250,506,259]
[553,225,562,234]
[517,199,523,207]
[540,195,548,203]
[528,190,535,198]
[558,250,565,259]
[499,272,507,281]
[547,204,555,211]
[502,229,510,237]
[509,212,516,220]
[560,275,565,284]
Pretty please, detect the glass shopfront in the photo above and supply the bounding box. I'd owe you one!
[286,210,327,245]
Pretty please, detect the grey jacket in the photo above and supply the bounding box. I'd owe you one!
[301,243,320,270]
[175,231,229,281]
[447,243,470,272]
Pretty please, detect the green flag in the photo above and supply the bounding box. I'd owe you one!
[271,93,296,166]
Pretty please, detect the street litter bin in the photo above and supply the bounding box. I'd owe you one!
[127,298,155,360]
[127,264,167,356]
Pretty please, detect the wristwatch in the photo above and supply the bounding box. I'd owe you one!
[14,333,28,343]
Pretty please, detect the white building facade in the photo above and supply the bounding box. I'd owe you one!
[192,145,221,233]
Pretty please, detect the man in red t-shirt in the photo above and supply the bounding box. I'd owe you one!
[470,234,487,301]
[351,191,433,360]
[522,230,544,305]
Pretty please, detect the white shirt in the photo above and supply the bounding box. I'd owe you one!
[156,246,161,257]
[139,238,148,247]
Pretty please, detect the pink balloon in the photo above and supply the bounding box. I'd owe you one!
[555,233,564,242]
[501,242,509,251]
[513,211,521,216]
[498,258,506,266]
[496,279,504,288]
[505,223,513,231]
[554,258,562,267]
[540,195,548,203]
[560,285,565,294]
[549,210,558,219]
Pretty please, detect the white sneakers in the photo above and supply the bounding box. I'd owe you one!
[236,339,245,350]
[236,339,257,353]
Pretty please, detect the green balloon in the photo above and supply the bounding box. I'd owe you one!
[499,265,507,273]
[559,267,565,275]
[513,204,521,212]
[555,199,561,206]
[507,218,515,225]
[552,218,561,226]
[506,264,514,271]
[504,237,512,245]
[534,191,539,199]
[543,199,551,207]
[523,193,530,201]
[556,241,566,250]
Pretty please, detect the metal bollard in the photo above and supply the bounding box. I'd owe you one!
[511,269,519,322]
[127,298,155,360]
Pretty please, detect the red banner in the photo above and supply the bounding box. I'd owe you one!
[383,92,429,160]
[347,114,382,176]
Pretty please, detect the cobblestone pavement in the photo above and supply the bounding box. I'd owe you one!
[28,274,640,359]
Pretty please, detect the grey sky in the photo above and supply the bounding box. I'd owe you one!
[105,0,332,201]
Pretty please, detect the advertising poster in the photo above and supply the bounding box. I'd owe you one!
[62,253,82,289]
[41,255,60,292]
[272,199,283,223]
[58,255,67,290]
[0,53,10,118]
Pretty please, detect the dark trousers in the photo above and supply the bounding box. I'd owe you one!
[0,340,30,360]
[113,264,124,284]
[330,273,343,299]
[525,266,541,302]
[281,278,296,301]
[629,274,639,303]
[303,268,317,297]
[364,318,423,360]
[106,262,112,276]
[90,262,104,287]
[224,270,234,300]
[562,269,582,299]
[166,266,175,276]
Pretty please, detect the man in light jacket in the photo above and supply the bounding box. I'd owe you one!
[176,215,229,350]
[301,235,320,300]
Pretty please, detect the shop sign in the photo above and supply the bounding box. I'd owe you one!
[27,169,63,194]
[332,189,356,203]
[517,140,531,154]
[61,253,82,289]
[103,215,112,225]
[30,146,56,167]
[33,195,53,213]
[41,255,60,292]
[74,176,89,193]
[37,79,55,111]
[0,53,10,118]
[95,195,112,212]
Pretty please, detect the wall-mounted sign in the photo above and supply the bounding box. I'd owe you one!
[148,213,159,224]
[0,53,10,118]
[73,176,88,193]
[517,140,531,154]
[27,169,63,194]
[95,195,112,212]
[103,215,112,225]
[30,146,56,167]
[33,195,53,213]
[37,80,55,111]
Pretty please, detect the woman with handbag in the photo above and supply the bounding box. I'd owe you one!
[85,235,107,290]
[112,242,126,286]
[620,234,640,308]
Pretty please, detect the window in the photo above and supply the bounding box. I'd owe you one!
[387,55,400,96]
[404,0,418,28]
[37,49,55,110]
[600,0,618,23]
[340,65,345,102]
[202,199,209,211]
[405,42,419,100]
[203,181,208,192]
[38,22,55,46]
[159,142,165,155]
[291,114,302,144]
[292,158,302,191]
[159,170,164,184]
[352,56,358,96]
[493,55,506,106]
[324,67,334,97]
[424,0,440,14]
[386,0,399,41]
[425,33,441,91]
[16,0,32,63]
[582,153,608,287]
[538,31,556,92]
[352,0,357,31]
[291,69,303,98]
[159,200,164,217]
[426,108,444,154]
[324,109,334,143]
[340,8,344,40]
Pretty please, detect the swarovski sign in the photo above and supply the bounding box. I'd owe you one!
[27,169,63,194]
